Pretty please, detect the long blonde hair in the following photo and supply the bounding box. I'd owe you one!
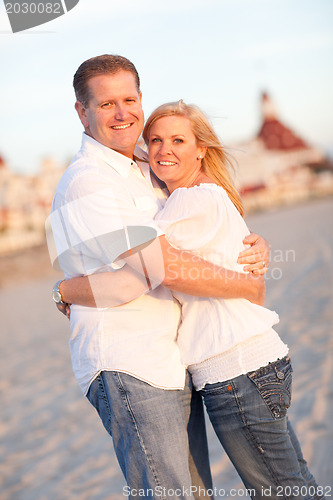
[142,100,244,217]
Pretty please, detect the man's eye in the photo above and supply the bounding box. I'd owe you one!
[101,103,111,108]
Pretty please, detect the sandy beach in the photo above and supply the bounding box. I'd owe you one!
[1,196,332,500]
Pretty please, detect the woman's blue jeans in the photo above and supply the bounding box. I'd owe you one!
[87,370,212,499]
[199,356,324,500]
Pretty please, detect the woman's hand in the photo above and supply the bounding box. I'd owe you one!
[237,232,270,275]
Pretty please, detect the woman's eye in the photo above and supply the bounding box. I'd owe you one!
[174,138,183,143]
[151,138,161,143]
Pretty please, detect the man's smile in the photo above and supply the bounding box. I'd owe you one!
[111,123,133,130]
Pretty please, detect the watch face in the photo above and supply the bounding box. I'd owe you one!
[53,291,62,303]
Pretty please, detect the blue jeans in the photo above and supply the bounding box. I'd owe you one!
[199,356,324,500]
[87,371,213,499]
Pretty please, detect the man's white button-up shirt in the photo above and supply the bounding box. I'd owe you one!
[50,134,184,395]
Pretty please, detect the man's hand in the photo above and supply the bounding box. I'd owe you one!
[237,232,270,275]
[56,302,71,320]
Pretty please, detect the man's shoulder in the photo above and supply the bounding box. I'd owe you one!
[52,151,116,208]
[58,144,119,186]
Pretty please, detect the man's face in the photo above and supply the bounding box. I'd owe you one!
[76,70,144,158]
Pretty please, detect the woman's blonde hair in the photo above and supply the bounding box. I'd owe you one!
[142,100,244,217]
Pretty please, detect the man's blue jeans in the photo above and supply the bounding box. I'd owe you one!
[199,356,324,500]
[87,371,212,499]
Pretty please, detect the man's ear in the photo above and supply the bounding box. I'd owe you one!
[75,101,89,128]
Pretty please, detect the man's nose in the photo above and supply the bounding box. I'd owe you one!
[114,104,129,121]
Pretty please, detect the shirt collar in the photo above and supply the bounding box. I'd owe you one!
[80,132,138,177]
[133,145,149,163]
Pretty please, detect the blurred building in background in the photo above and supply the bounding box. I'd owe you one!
[232,92,333,212]
[0,93,333,255]
[0,157,65,255]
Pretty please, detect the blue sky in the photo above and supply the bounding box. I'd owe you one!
[0,0,332,174]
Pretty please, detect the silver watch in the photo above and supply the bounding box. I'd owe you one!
[52,279,65,304]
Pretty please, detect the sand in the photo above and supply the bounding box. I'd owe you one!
[0,197,332,500]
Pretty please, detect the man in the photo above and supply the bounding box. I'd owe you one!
[48,55,269,499]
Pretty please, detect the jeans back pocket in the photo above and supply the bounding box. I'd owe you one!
[247,356,293,419]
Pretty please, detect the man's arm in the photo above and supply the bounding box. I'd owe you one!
[59,234,265,308]
[51,171,268,310]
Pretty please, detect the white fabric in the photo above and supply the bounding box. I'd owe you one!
[51,133,184,395]
[155,183,286,388]
[190,328,288,390]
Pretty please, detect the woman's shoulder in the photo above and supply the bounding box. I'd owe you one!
[164,183,228,214]
[155,183,228,232]
[170,182,228,201]
[155,185,224,249]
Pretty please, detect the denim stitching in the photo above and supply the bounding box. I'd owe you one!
[114,372,164,498]
[248,356,291,378]
[248,358,293,419]
[99,373,113,434]
[231,380,266,455]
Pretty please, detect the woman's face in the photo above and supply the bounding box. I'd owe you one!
[148,115,206,192]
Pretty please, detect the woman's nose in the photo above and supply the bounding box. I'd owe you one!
[158,141,172,155]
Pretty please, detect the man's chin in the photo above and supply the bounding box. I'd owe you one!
[110,142,137,158]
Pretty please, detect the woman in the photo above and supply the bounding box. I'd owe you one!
[141,101,323,499]
[58,101,323,499]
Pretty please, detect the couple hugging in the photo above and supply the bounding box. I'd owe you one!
[48,55,323,500]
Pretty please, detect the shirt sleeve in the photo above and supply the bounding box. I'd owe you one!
[155,186,226,252]
[49,170,163,277]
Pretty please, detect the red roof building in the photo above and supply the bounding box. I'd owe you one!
[230,92,333,210]
[258,93,308,151]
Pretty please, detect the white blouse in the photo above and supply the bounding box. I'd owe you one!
[155,183,288,389]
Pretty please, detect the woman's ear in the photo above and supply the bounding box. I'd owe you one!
[197,146,207,160]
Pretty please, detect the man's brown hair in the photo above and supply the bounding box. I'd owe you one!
[73,54,140,107]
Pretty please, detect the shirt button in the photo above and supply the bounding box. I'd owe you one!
[276,371,285,380]
[227,385,233,392]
